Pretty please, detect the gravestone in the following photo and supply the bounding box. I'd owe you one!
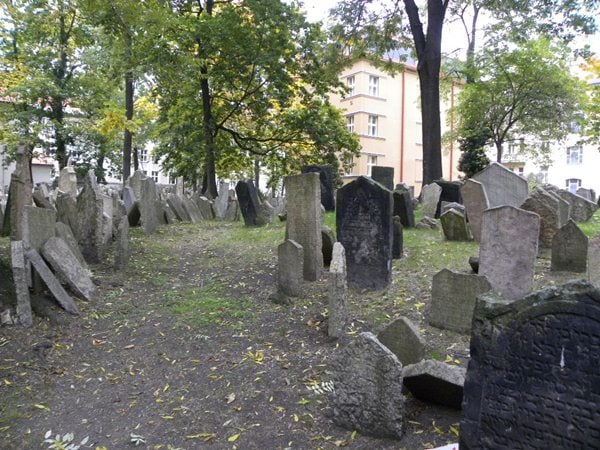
[461,280,600,450]
[138,178,159,234]
[392,189,415,228]
[122,186,141,227]
[41,237,96,301]
[328,242,347,339]
[420,183,442,218]
[479,206,539,300]
[10,241,32,327]
[377,316,425,365]
[546,190,570,227]
[441,201,465,215]
[55,191,78,234]
[321,226,335,267]
[193,194,215,220]
[277,239,303,297]
[167,195,191,223]
[460,179,489,242]
[175,177,184,196]
[429,269,492,333]
[127,170,146,202]
[588,232,600,287]
[403,360,466,409]
[2,145,33,239]
[434,180,463,218]
[301,164,335,211]
[32,185,54,210]
[181,195,203,223]
[285,173,323,281]
[100,193,113,245]
[547,186,597,222]
[551,219,587,272]
[371,166,394,191]
[58,165,77,197]
[520,187,561,248]
[472,162,528,208]
[114,216,130,270]
[330,332,405,439]
[223,197,239,222]
[392,216,403,259]
[235,180,262,226]
[76,171,105,264]
[213,182,230,220]
[22,206,56,252]
[337,176,393,290]
[255,199,274,226]
[440,208,471,241]
[576,187,593,201]
[54,222,87,269]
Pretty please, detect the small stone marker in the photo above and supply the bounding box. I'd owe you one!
[377,316,425,365]
[277,239,303,297]
[588,232,600,286]
[434,180,463,218]
[25,249,79,315]
[479,206,539,300]
[114,216,130,270]
[371,166,394,191]
[10,241,32,327]
[472,162,528,208]
[421,183,442,218]
[330,332,405,439]
[328,242,347,339]
[403,360,466,409]
[392,216,403,259]
[461,280,600,449]
[440,208,471,241]
[551,219,588,272]
[41,237,96,301]
[301,164,335,211]
[460,179,489,242]
[429,269,491,334]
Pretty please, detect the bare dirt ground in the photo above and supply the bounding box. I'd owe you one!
[0,218,580,450]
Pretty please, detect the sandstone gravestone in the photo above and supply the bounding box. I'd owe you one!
[549,187,597,222]
[440,208,471,241]
[551,219,588,272]
[277,239,303,297]
[285,173,323,281]
[588,232,600,287]
[330,332,405,439]
[213,182,230,220]
[461,280,600,449]
[479,206,539,300]
[181,195,203,223]
[22,206,56,252]
[429,269,492,334]
[337,176,393,290]
[392,216,403,259]
[10,241,32,327]
[55,191,78,234]
[434,180,463,218]
[371,166,394,191]
[460,179,489,242]
[472,162,528,208]
[328,242,347,339]
[32,185,54,210]
[58,165,77,196]
[545,189,570,227]
[2,144,33,239]
[54,222,87,269]
[76,171,105,263]
[193,194,215,220]
[127,170,146,202]
[403,360,466,409]
[377,316,425,365]
[138,177,159,234]
[520,187,561,248]
[301,164,335,211]
[392,189,415,228]
[167,195,191,223]
[421,183,442,219]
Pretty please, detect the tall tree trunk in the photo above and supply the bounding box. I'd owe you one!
[55,8,69,170]
[254,159,260,190]
[123,32,134,184]
[496,141,503,163]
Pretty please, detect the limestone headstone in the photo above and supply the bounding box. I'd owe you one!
[76,171,105,263]
[193,194,215,220]
[22,206,56,252]
[479,206,539,300]
[55,191,78,234]
[551,219,588,272]
[460,179,489,242]
[213,182,230,220]
[301,164,335,211]
[472,162,528,208]
[2,144,33,239]
[181,195,203,223]
[420,183,442,219]
[127,170,146,202]
[377,316,425,365]
[588,233,600,287]
[440,208,471,241]
[461,280,600,449]
[392,189,415,228]
[403,360,466,409]
[10,241,32,327]
[255,199,274,226]
[277,239,303,297]
[58,166,78,197]
[138,178,159,234]
[54,222,87,269]
[371,166,394,191]
[520,187,561,248]
[549,187,597,222]
[328,242,347,339]
[392,216,403,259]
[337,176,393,290]
[429,269,492,334]
[330,332,405,439]
[285,173,323,281]
[167,194,191,223]
[114,216,130,270]
[223,197,239,222]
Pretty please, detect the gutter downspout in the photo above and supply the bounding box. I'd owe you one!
[400,70,406,183]
[449,82,455,180]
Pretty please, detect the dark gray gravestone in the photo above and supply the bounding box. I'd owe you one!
[460,179,489,243]
[377,316,424,365]
[337,177,393,290]
[321,226,335,267]
[301,164,335,211]
[403,360,466,409]
[392,189,415,228]
[10,241,32,327]
[551,219,588,272]
[371,166,394,191]
[330,332,405,439]
[392,216,403,259]
[472,162,528,209]
[461,280,600,450]
[440,208,471,241]
[434,180,463,218]
[235,180,262,226]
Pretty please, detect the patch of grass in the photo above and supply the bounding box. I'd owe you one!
[578,209,600,237]
[323,211,336,231]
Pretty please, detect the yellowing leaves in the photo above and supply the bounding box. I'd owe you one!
[228,433,240,442]
[246,350,264,364]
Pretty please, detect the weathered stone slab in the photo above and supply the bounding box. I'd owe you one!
[551,219,588,272]
[25,248,79,315]
[429,269,492,334]
[549,187,597,222]
[181,195,203,223]
[10,241,32,327]
[321,226,335,267]
[461,280,600,449]
[545,189,570,227]
[416,216,438,230]
[479,206,539,300]
[55,191,78,234]
[328,242,347,339]
[421,183,442,219]
[32,185,55,210]
[235,180,263,226]
[139,178,159,234]
[277,239,303,297]
[371,166,394,191]
[472,162,528,208]
[301,164,335,211]
[285,173,323,281]
[460,179,489,242]
[2,145,33,239]
[54,222,87,269]
[58,166,78,196]
[76,171,105,263]
[114,216,130,270]
[22,206,56,251]
[520,187,561,248]
[213,182,229,220]
[167,194,191,223]
[392,216,403,259]
[377,316,424,365]
[434,180,463,218]
[330,332,405,439]
[193,194,215,220]
[588,232,600,287]
[100,193,113,245]
[127,170,146,202]
[224,198,239,222]
[403,360,466,409]
[440,201,465,215]
[255,199,274,226]
[42,237,96,301]
[392,189,415,228]
[440,208,471,241]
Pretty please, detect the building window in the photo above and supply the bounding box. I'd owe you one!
[151,171,159,183]
[367,154,377,176]
[140,148,148,162]
[346,76,355,96]
[367,115,378,137]
[342,155,355,175]
[346,115,355,133]
[570,119,582,134]
[566,146,582,165]
[566,178,581,193]
[368,75,379,96]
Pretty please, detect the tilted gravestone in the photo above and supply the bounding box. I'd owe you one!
[213,182,230,220]
[403,360,466,409]
[479,206,539,300]
[337,176,393,290]
[2,145,33,239]
[520,187,561,248]
[76,171,105,264]
[546,186,597,222]
[285,173,323,281]
[377,316,424,366]
[330,332,405,439]
[22,206,56,252]
[301,164,335,211]
[32,185,54,210]
[55,222,87,269]
[193,194,215,220]
[181,195,203,223]
[434,180,463,218]
[545,188,570,227]
[429,269,492,334]
[551,219,588,272]
[440,208,471,241]
[55,191,78,234]
[114,216,130,270]
[371,166,394,191]
[420,183,442,219]
[127,170,146,203]
[472,162,528,208]
[588,232,600,287]
[461,280,600,449]
[138,177,159,234]
[460,179,489,242]
[576,187,595,202]
[10,241,32,327]
[328,242,347,339]
[392,189,415,228]
[235,180,263,226]
[392,216,403,259]
[277,239,303,297]
[167,194,191,223]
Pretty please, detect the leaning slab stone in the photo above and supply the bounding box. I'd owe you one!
[479,206,539,300]
[461,280,600,450]
[434,180,463,218]
[213,182,230,220]
[3,150,34,239]
[429,269,492,334]
[25,249,79,315]
[11,241,32,327]
[223,198,239,222]
[421,183,442,218]
[440,208,471,241]
[472,162,528,208]
[403,360,466,409]
[32,185,55,210]
[55,191,78,234]
[392,216,403,259]
[181,195,203,223]
[235,180,262,226]
[551,219,588,272]
[193,194,216,220]
[460,179,489,242]
[255,199,274,226]
[54,222,87,269]
[301,164,335,211]
[588,232,600,287]
[520,188,560,248]
[545,189,570,227]
[127,170,146,202]
[330,332,405,439]
[371,166,394,191]
[41,237,96,301]
[328,242,347,339]
[58,165,78,197]
[167,194,191,223]
[22,205,56,251]
[277,239,303,297]
[553,188,598,222]
[377,316,425,365]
